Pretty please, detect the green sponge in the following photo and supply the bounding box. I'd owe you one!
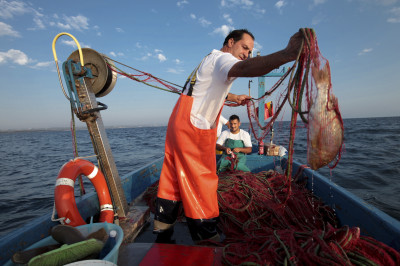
[28,238,104,266]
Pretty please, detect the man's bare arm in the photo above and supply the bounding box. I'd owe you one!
[228,32,303,78]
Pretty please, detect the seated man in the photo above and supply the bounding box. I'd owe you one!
[216,114,252,172]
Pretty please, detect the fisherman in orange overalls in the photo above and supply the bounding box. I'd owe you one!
[154,29,304,243]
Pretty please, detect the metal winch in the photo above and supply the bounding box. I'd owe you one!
[67,48,117,98]
[58,42,128,218]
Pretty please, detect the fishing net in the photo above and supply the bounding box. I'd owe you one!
[140,28,400,264]
[241,28,344,173]
[105,57,183,94]
[106,29,398,263]
[216,170,400,265]
[143,170,400,265]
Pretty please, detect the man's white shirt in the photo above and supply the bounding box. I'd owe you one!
[216,129,252,148]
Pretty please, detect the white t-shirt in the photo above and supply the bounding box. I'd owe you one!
[217,115,228,137]
[183,50,239,129]
[216,129,252,148]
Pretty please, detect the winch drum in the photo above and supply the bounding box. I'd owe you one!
[68,48,117,97]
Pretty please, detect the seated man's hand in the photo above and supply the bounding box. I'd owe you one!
[232,147,241,153]
[225,148,232,155]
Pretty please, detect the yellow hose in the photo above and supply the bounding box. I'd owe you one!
[52,32,85,100]
[52,32,84,66]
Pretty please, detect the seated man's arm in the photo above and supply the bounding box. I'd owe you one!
[216,143,228,152]
[232,147,252,154]
[216,131,230,154]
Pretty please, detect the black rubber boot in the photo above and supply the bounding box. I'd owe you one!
[153,198,181,244]
[154,227,176,244]
[186,217,220,243]
[154,198,181,227]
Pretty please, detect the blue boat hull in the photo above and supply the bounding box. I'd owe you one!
[1,154,399,264]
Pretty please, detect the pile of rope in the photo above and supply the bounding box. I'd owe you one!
[217,170,400,265]
[143,170,400,265]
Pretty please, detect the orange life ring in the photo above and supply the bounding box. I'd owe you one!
[54,158,114,227]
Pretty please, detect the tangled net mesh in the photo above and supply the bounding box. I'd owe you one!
[239,28,344,174]
[144,170,400,265]
[141,29,399,265]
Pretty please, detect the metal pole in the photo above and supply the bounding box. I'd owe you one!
[257,52,265,138]
[75,76,129,218]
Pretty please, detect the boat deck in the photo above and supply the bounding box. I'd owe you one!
[118,200,223,265]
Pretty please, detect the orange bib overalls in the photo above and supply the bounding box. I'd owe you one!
[157,93,221,219]
[154,58,222,242]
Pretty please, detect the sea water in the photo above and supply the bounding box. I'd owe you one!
[0,116,399,237]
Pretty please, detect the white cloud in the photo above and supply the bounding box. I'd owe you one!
[0,1,45,31]
[253,41,263,53]
[0,49,30,65]
[139,54,150,61]
[167,68,184,74]
[154,49,163,53]
[221,0,265,15]
[116,27,124,33]
[0,21,20,37]
[61,39,91,48]
[157,53,167,62]
[31,61,53,69]
[109,51,124,58]
[31,17,45,29]
[256,9,266,14]
[358,48,373,56]
[199,17,211,27]
[311,13,325,25]
[177,0,189,7]
[313,0,327,5]
[0,0,30,19]
[34,61,52,67]
[275,0,286,12]
[375,0,397,5]
[212,25,234,37]
[54,14,89,31]
[223,14,233,24]
[387,7,400,23]
[191,14,211,27]
[93,25,101,36]
[175,59,182,64]
[221,0,253,9]
[65,14,89,30]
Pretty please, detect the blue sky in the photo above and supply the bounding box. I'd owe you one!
[0,0,399,130]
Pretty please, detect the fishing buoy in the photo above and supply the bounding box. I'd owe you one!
[68,48,117,97]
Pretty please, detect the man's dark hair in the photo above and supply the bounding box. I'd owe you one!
[229,114,240,122]
[223,29,255,46]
